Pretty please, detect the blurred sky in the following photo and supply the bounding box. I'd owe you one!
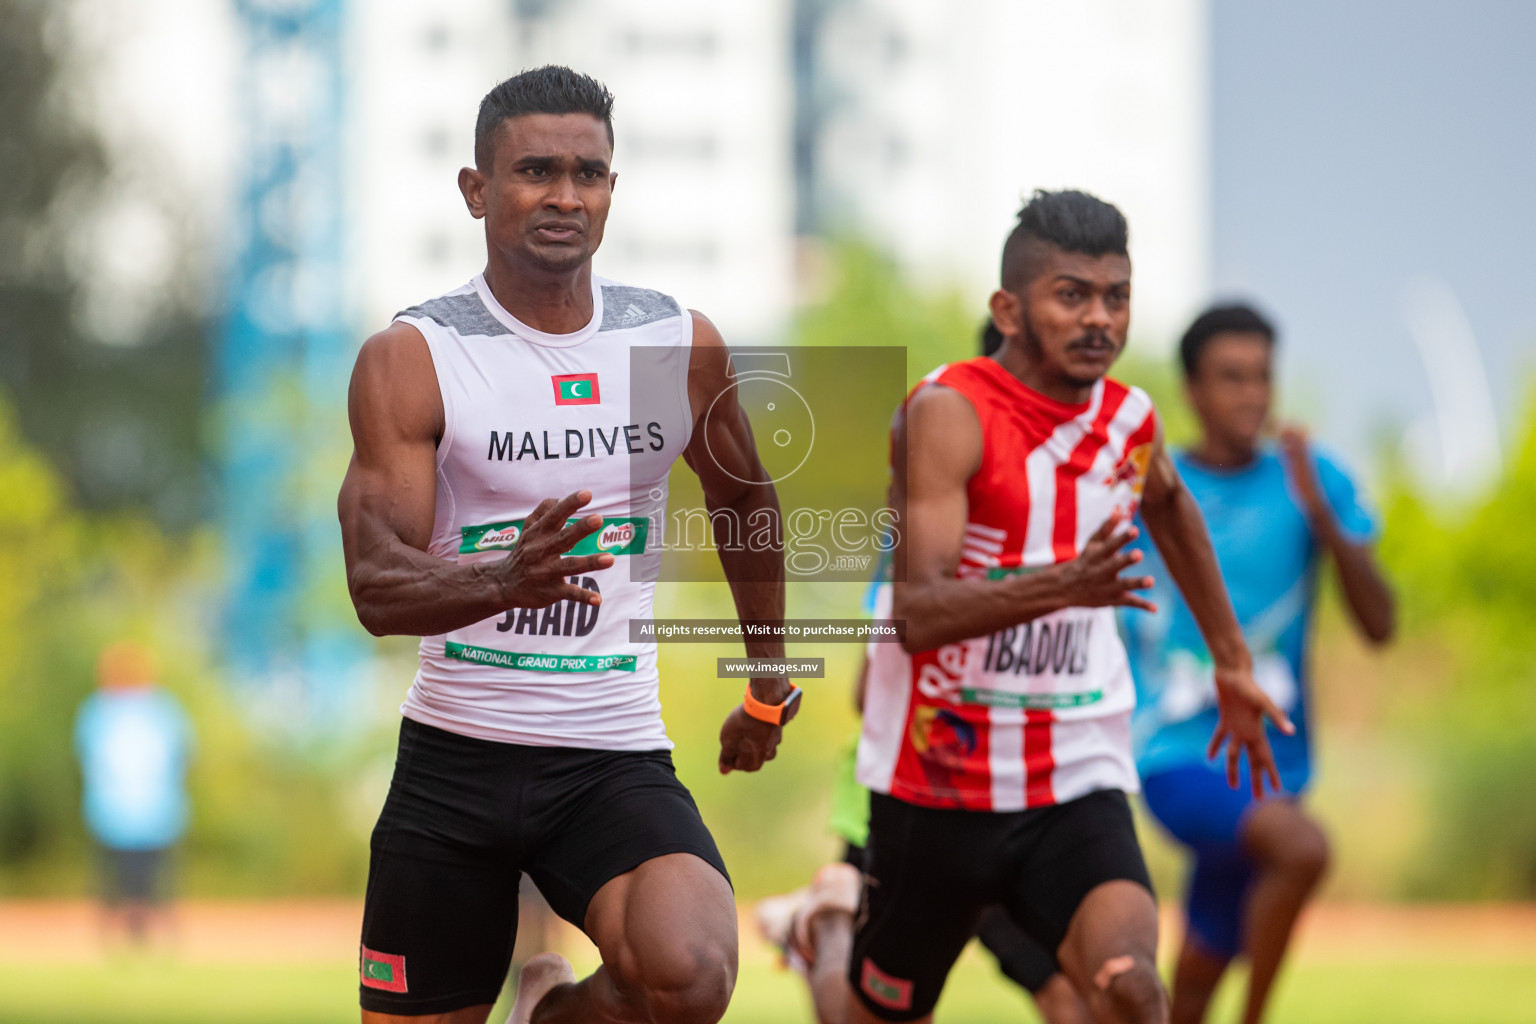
[1212,0,1536,484]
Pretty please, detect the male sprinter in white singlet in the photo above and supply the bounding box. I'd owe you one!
[844,191,1293,1024]
[339,67,795,1024]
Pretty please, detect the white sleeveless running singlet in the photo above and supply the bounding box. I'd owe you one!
[393,273,693,750]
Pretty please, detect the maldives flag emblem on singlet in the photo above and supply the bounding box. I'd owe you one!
[551,372,601,405]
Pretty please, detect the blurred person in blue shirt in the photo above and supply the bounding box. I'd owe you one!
[1120,304,1395,1024]
[74,641,191,946]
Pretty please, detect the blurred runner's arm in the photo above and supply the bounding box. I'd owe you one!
[683,312,790,773]
[894,385,1156,653]
[1139,424,1294,797]
[337,322,611,637]
[1279,426,1395,644]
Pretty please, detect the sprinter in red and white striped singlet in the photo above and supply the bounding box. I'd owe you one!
[858,358,1159,813]
[844,191,1294,1024]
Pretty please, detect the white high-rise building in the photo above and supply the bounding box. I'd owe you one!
[354,0,796,346]
[92,0,1204,350]
[802,0,1209,348]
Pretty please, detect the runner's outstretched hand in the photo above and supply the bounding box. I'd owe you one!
[1054,512,1158,612]
[1207,663,1295,798]
[491,490,614,608]
[1277,425,1329,521]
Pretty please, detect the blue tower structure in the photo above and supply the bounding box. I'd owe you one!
[221,0,366,730]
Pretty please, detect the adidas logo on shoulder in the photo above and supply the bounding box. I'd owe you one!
[598,286,680,332]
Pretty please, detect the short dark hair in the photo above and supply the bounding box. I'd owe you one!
[1179,303,1277,378]
[980,319,1003,357]
[1000,189,1129,289]
[475,65,616,171]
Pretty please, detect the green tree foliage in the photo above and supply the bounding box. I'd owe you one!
[789,239,1197,438]
[0,393,370,896]
[0,2,362,896]
[791,241,979,383]
[1377,390,1536,897]
[0,403,82,873]
[0,0,209,527]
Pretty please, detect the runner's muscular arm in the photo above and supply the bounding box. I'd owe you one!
[682,312,789,773]
[338,322,612,636]
[1312,518,1395,643]
[1137,425,1295,796]
[894,384,1155,654]
[1279,426,1396,645]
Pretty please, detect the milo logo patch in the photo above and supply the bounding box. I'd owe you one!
[461,516,645,557]
[475,525,521,550]
[597,522,636,551]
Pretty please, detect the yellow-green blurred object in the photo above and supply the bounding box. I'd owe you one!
[827,740,870,850]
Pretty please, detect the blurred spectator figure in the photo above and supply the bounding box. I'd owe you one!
[73,642,192,947]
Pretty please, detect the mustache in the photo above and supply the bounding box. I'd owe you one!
[1066,331,1117,351]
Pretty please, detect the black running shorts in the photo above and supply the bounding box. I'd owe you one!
[849,788,1151,1021]
[358,718,730,1016]
[100,846,170,905]
[842,841,1059,994]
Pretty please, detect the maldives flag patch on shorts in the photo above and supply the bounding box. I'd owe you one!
[860,957,913,1011]
[360,946,408,992]
[552,372,601,405]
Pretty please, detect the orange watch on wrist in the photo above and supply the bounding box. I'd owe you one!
[742,684,802,726]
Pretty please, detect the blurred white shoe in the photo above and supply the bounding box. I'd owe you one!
[507,951,575,1024]
[755,885,809,964]
[789,862,862,968]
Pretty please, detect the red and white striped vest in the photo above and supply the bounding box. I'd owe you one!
[858,357,1157,810]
